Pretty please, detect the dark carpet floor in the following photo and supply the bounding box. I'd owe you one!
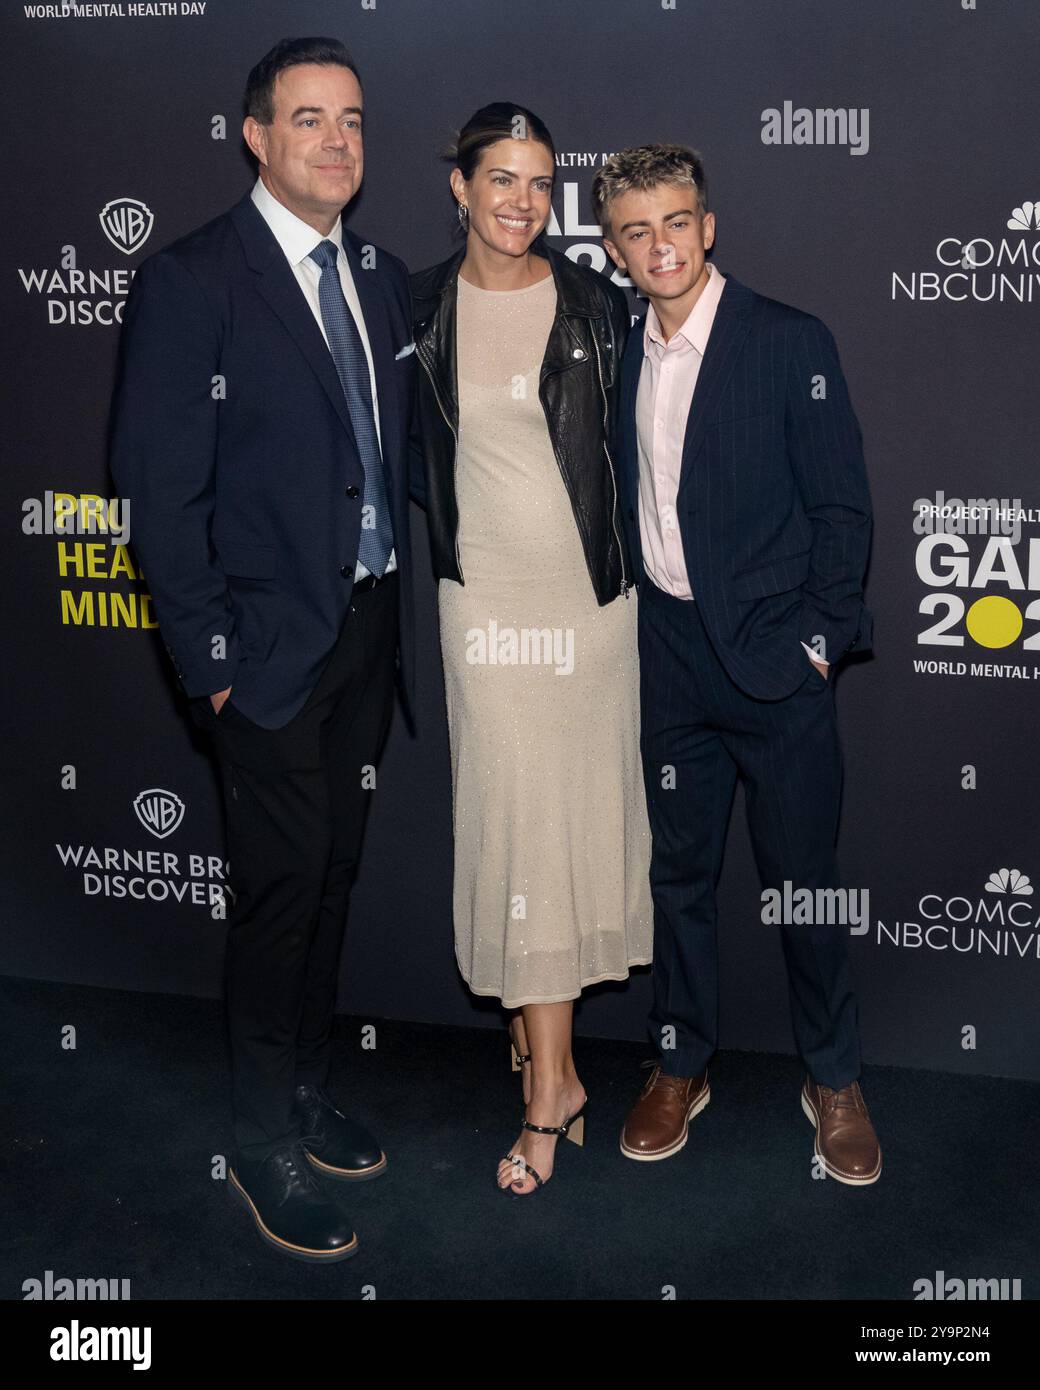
[5,975,1039,1301]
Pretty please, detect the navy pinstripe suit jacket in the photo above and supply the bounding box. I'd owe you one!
[617,272,873,699]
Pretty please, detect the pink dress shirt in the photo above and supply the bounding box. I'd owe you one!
[634,263,825,669]
[635,262,726,600]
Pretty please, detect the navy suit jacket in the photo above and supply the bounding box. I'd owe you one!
[108,189,416,729]
[618,272,872,699]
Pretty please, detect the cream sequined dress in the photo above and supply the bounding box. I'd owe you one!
[437,269,652,1008]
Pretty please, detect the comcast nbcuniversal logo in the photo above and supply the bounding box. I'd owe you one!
[892,202,1040,303]
[875,868,1040,961]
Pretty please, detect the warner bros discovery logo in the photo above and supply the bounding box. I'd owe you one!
[134,788,184,839]
[99,198,154,256]
[17,196,154,326]
[53,789,233,915]
[874,869,1040,963]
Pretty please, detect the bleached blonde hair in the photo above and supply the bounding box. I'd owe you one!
[592,144,708,235]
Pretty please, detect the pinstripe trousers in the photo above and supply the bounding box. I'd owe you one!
[638,577,862,1089]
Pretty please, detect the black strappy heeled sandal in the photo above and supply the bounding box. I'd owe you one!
[497,1098,588,1195]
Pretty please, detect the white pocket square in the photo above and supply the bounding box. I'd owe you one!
[395,341,415,360]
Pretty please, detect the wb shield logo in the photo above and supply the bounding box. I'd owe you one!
[99,197,154,256]
[133,789,185,840]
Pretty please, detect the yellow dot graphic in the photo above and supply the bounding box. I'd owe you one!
[965,595,1023,649]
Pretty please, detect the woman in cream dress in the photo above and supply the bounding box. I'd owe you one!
[411,104,651,1194]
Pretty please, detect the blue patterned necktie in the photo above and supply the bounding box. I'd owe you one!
[308,238,394,577]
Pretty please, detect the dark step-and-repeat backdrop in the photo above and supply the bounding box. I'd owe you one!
[3,1,1037,1080]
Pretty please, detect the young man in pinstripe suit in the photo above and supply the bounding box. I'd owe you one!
[595,145,881,1185]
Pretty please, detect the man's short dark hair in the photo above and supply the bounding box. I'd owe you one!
[244,37,362,125]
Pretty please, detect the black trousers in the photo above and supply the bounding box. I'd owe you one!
[637,578,861,1089]
[188,573,399,1162]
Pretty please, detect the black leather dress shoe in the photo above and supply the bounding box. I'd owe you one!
[229,1142,359,1263]
[294,1084,387,1181]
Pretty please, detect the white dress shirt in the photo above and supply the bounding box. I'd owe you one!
[250,175,396,579]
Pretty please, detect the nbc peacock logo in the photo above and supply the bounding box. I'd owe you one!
[984,867,1033,896]
[1007,202,1040,232]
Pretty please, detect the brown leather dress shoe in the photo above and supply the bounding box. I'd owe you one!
[801,1078,882,1185]
[620,1065,710,1161]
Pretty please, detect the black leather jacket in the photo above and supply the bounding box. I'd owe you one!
[410,244,632,604]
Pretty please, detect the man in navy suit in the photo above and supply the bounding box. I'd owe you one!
[593,145,881,1184]
[109,38,417,1260]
